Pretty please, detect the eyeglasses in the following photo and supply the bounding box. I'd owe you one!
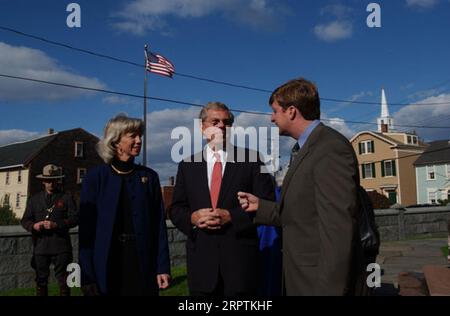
[203,119,233,126]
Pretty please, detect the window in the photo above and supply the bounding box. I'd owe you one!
[5,172,10,185]
[427,189,437,204]
[387,190,397,204]
[361,163,376,179]
[406,135,418,145]
[15,193,21,208]
[3,193,10,207]
[427,165,435,180]
[382,160,396,177]
[77,168,87,184]
[447,164,450,179]
[17,170,22,184]
[359,140,375,155]
[75,141,84,158]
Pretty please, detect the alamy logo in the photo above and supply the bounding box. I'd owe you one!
[366,263,381,288]
[66,3,81,28]
[66,263,81,287]
[171,120,280,174]
[366,3,381,28]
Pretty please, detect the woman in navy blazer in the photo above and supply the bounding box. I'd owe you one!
[79,114,170,296]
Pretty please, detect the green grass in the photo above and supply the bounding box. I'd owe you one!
[0,265,188,296]
[160,265,188,296]
[0,283,82,296]
[404,232,449,241]
[441,246,449,258]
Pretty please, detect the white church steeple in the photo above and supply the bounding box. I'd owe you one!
[377,88,394,132]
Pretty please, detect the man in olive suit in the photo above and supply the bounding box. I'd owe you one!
[238,78,366,296]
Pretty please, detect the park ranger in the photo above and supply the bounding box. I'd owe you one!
[21,164,78,296]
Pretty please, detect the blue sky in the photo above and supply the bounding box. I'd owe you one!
[1,0,449,182]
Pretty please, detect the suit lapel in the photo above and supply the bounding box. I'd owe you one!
[280,123,324,202]
[280,145,310,202]
[217,151,238,207]
[195,150,211,207]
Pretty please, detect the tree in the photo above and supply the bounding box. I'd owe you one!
[0,205,20,225]
[366,190,393,209]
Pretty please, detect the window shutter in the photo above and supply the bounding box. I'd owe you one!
[358,143,362,155]
[381,160,385,177]
[392,160,397,176]
[372,163,376,178]
[361,165,366,179]
[371,140,375,153]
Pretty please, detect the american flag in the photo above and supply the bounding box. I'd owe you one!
[145,50,175,78]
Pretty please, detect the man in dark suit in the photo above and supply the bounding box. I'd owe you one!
[21,164,78,296]
[238,78,365,296]
[169,102,275,296]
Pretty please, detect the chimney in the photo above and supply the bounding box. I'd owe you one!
[168,176,175,186]
[381,124,388,133]
[48,128,55,135]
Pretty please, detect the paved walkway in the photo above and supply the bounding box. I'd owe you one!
[374,237,448,295]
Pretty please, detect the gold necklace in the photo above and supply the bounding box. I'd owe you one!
[110,163,134,175]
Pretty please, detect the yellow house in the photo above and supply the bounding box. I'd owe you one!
[350,131,426,206]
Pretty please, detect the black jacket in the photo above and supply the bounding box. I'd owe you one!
[21,190,78,255]
[169,147,275,294]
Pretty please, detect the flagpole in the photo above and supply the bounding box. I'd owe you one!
[143,44,148,167]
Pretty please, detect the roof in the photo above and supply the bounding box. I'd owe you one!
[0,134,57,169]
[350,131,397,146]
[414,140,450,166]
[351,131,427,150]
[0,128,97,169]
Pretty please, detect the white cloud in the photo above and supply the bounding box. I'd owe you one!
[314,3,353,43]
[149,162,178,186]
[0,42,106,102]
[349,91,374,101]
[314,21,353,42]
[111,0,284,35]
[406,0,438,8]
[322,117,355,138]
[234,111,293,163]
[145,106,293,178]
[0,129,42,146]
[393,93,450,141]
[320,4,353,18]
[101,95,140,106]
[144,106,357,181]
[407,87,447,100]
[327,90,373,115]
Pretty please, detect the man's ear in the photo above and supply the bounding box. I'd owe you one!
[288,105,297,120]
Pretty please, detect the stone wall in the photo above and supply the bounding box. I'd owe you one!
[375,206,450,241]
[1,207,448,292]
[0,227,79,292]
[0,221,186,292]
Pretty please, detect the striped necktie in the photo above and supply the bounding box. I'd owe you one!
[289,142,300,166]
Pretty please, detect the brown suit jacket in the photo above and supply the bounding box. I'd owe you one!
[256,123,364,295]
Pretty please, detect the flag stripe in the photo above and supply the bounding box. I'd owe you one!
[145,51,175,78]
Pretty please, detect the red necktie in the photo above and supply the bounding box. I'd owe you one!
[210,153,222,209]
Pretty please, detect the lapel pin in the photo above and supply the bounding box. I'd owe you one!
[141,176,148,184]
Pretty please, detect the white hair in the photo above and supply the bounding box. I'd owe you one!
[96,113,144,163]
